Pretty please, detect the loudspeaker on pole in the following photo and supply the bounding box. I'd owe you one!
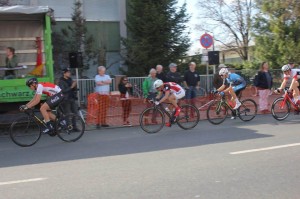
[208,51,220,65]
[69,52,83,68]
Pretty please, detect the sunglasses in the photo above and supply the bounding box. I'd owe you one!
[123,79,128,81]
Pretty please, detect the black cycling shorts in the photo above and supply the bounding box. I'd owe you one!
[45,92,64,109]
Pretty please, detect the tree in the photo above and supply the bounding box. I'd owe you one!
[122,0,191,76]
[196,0,256,61]
[0,0,10,6]
[253,0,300,68]
[52,0,97,76]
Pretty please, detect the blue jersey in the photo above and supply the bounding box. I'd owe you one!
[223,73,246,87]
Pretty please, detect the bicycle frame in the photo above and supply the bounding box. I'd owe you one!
[280,90,299,111]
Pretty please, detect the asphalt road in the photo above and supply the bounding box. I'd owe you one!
[0,114,300,199]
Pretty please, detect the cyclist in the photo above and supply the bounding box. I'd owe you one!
[215,68,246,110]
[153,79,185,127]
[20,78,64,134]
[275,65,300,105]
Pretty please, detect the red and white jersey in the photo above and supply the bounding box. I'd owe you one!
[163,82,184,93]
[35,82,62,96]
[284,69,300,80]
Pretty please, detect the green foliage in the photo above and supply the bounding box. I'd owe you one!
[122,0,191,76]
[253,0,300,68]
[52,1,97,76]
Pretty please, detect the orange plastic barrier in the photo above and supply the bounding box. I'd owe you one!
[86,93,100,125]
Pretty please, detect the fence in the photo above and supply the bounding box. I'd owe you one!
[77,75,214,106]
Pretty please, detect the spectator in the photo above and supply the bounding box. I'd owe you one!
[118,76,133,126]
[213,64,227,89]
[95,66,112,128]
[256,62,273,113]
[165,63,182,84]
[142,68,158,124]
[58,68,80,131]
[156,64,166,82]
[183,62,200,105]
[4,47,18,79]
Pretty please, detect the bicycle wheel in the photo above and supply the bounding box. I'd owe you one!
[271,97,290,121]
[206,100,228,125]
[177,104,200,130]
[238,99,257,121]
[140,107,164,133]
[56,113,85,142]
[10,116,41,147]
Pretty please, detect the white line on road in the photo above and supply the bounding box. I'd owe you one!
[0,178,47,186]
[230,143,300,155]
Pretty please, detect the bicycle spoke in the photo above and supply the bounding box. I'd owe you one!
[207,100,227,125]
[140,107,164,133]
[238,99,257,121]
[271,97,290,121]
[177,104,200,130]
[57,114,85,142]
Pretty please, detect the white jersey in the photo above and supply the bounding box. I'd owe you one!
[36,82,62,96]
[284,69,300,80]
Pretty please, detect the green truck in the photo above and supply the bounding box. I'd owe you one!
[0,5,54,107]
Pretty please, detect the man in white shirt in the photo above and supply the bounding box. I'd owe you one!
[95,66,112,128]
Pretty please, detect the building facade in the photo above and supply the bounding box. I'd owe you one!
[8,0,127,77]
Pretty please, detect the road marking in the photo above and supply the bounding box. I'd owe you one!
[0,178,47,186]
[230,143,300,155]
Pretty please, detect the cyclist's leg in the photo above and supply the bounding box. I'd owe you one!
[290,79,300,103]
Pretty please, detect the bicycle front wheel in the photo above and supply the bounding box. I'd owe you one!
[57,113,85,142]
[140,107,164,134]
[207,100,228,125]
[177,104,200,130]
[10,116,41,147]
[238,99,257,121]
[271,97,290,121]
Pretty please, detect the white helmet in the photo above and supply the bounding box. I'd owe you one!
[281,64,291,72]
[219,68,229,76]
[153,79,163,89]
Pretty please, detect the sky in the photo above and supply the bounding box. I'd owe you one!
[177,0,202,55]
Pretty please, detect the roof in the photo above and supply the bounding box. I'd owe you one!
[0,5,51,14]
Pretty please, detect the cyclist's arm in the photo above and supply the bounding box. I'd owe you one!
[158,90,170,103]
[289,78,298,90]
[26,94,42,109]
[278,78,288,90]
[217,84,226,92]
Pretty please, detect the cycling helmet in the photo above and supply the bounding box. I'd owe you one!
[281,64,291,72]
[154,79,164,89]
[26,77,38,87]
[219,68,229,76]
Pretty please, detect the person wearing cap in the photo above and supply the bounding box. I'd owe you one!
[213,64,227,89]
[58,68,79,129]
[183,62,200,105]
[166,63,182,84]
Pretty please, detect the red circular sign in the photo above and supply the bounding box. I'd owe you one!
[200,33,213,49]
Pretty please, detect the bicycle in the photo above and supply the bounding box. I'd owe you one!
[206,92,257,125]
[271,88,300,121]
[10,105,85,147]
[139,99,200,134]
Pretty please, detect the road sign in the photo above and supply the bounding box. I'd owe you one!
[200,33,213,49]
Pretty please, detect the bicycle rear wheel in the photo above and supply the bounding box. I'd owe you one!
[57,113,85,142]
[10,116,41,147]
[238,99,257,121]
[271,97,290,121]
[206,100,228,125]
[140,107,164,133]
[177,104,200,130]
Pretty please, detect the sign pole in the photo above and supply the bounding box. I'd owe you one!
[200,33,214,92]
[75,67,80,107]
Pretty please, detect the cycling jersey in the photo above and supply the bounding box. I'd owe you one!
[223,73,246,87]
[36,82,62,96]
[284,69,300,80]
[162,82,185,99]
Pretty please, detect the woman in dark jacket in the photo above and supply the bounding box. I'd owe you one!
[118,76,133,126]
[256,62,273,113]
